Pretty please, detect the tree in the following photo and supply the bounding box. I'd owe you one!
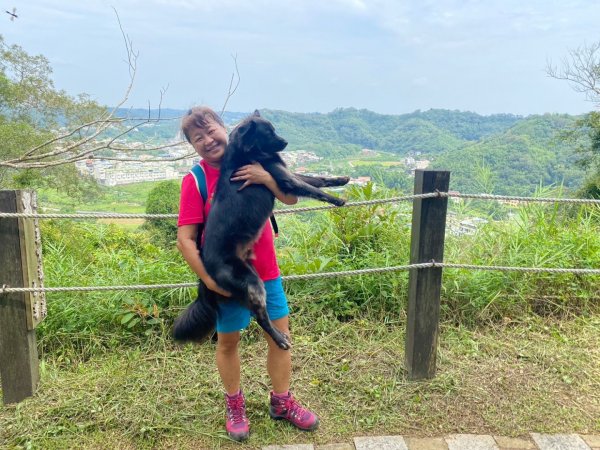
[0,10,209,192]
[143,180,181,245]
[547,41,600,197]
[0,35,104,188]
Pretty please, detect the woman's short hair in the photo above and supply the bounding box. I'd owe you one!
[181,106,225,143]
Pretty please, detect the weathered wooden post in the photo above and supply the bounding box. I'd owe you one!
[0,190,46,403]
[405,170,450,380]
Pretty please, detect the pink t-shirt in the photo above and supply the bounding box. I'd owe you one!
[177,160,280,281]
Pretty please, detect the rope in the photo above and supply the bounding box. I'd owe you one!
[0,212,179,219]
[0,193,439,219]
[445,192,600,204]
[2,261,598,294]
[0,282,198,294]
[2,191,599,219]
[435,262,600,274]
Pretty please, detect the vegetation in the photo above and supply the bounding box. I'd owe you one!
[262,108,521,155]
[547,41,600,197]
[143,180,181,246]
[1,184,599,447]
[432,114,583,195]
[1,317,598,449]
[0,35,104,190]
[90,107,592,196]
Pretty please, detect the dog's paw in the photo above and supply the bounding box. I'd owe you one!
[277,340,291,350]
[274,331,292,350]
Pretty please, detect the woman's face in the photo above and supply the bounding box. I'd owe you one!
[188,119,228,167]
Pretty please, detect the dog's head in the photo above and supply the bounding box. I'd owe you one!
[229,110,288,160]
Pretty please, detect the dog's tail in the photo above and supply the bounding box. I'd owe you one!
[172,289,218,343]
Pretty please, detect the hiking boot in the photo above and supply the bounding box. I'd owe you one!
[269,391,319,431]
[225,390,250,441]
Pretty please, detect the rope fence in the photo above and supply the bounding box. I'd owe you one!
[2,172,599,399]
[0,189,599,295]
[1,192,599,219]
[2,261,599,294]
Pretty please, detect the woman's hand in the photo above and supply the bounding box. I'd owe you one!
[230,162,273,191]
[231,162,298,205]
[205,276,232,297]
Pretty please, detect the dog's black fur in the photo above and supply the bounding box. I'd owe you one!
[173,111,349,349]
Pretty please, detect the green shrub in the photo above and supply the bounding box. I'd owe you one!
[39,220,194,357]
[36,184,600,358]
[142,180,180,246]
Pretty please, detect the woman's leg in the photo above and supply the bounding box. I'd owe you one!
[265,315,319,430]
[263,315,291,394]
[217,330,249,441]
[216,331,242,395]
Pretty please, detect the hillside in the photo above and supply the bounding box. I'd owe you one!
[262,108,521,155]
[432,114,583,195]
[111,107,588,195]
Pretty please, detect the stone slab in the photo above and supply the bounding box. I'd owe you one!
[580,436,600,448]
[530,434,591,450]
[315,444,355,450]
[354,435,409,450]
[263,445,315,450]
[405,437,449,450]
[446,434,499,450]
[493,436,537,449]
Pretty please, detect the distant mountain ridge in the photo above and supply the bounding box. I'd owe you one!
[112,107,587,195]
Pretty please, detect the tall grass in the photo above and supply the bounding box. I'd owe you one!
[37,184,600,358]
[443,189,600,323]
[39,220,194,359]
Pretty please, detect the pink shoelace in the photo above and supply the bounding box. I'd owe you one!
[283,396,310,421]
[226,395,247,424]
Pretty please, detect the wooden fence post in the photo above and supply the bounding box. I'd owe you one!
[405,170,450,380]
[0,190,41,404]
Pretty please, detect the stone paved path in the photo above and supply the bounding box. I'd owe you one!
[262,433,600,450]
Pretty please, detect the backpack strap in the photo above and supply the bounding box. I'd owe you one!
[270,214,279,237]
[190,163,208,204]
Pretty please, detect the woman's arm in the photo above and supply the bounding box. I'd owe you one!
[176,224,231,297]
[230,162,298,205]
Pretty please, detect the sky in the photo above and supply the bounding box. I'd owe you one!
[1,0,599,116]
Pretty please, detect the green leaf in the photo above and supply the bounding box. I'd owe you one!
[127,318,141,329]
[120,313,135,324]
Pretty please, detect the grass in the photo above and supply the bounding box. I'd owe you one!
[1,315,598,449]
[4,183,598,448]
[38,181,161,215]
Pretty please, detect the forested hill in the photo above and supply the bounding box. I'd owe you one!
[263,109,585,194]
[431,114,582,195]
[116,107,523,154]
[261,108,522,154]
[119,107,587,195]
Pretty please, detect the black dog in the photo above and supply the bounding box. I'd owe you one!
[173,111,349,349]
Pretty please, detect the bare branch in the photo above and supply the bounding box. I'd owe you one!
[13,151,195,169]
[0,10,196,173]
[15,117,122,160]
[0,7,140,169]
[87,149,195,163]
[220,53,241,116]
[546,41,600,106]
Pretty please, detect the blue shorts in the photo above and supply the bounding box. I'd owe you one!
[216,277,289,334]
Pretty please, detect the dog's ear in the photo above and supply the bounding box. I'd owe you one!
[236,119,257,153]
[253,110,261,117]
[237,119,256,138]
